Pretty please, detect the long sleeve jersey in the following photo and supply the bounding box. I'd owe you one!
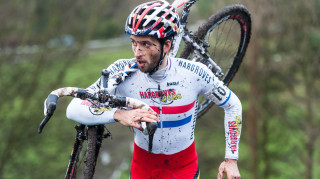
[66,57,242,159]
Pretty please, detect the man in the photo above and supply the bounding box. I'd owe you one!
[67,1,242,179]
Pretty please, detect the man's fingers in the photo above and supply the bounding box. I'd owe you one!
[220,159,240,179]
[123,109,159,130]
[226,172,240,179]
[217,161,225,179]
[129,120,143,130]
[226,174,233,179]
[134,109,159,123]
[141,114,159,122]
[141,110,159,119]
[218,161,225,172]
[135,124,143,131]
[217,172,223,179]
[133,116,158,123]
[140,109,158,115]
[227,174,240,179]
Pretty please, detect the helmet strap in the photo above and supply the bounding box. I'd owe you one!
[149,41,165,75]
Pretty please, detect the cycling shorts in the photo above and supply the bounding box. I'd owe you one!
[130,141,200,179]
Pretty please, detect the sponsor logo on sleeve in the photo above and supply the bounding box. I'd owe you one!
[228,115,242,153]
[81,100,112,115]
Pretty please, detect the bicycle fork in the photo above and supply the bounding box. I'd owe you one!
[65,124,86,179]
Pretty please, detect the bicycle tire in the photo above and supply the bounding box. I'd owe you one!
[83,125,104,179]
[180,4,251,118]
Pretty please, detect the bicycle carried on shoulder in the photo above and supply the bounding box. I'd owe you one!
[38,0,251,178]
[171,0,251,117]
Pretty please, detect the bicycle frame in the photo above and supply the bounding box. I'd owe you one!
[170,0,223,76]
[65,124,86,178]
[65,124,111,179]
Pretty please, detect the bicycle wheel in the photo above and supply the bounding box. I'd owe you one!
[83,125,104,179]
[180,4,251,118]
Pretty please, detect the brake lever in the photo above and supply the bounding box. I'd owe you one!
[38,115,51,134]
[38,93,60,134]
[142,122,157,135]
[38,102,56,134]
[146,122,158,153]
[141,121,157,153]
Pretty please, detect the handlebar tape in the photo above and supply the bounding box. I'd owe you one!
[112,96,126,107]
[101,69,110,89]
[76,88,88,100]
[46,94,58,114]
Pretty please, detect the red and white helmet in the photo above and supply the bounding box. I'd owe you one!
[125,1,180,39]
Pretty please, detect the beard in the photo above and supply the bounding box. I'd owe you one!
[138,52,162,73]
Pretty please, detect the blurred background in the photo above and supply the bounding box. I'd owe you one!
[1,0,319,178]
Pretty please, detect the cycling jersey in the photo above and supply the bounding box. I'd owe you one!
[66,57,242,178]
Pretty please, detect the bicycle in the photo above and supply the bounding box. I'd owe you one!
[38,0,251,178]
[171,0,251,117]
[39,70,158,179]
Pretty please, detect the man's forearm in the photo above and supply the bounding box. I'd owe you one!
[66,98,117,125]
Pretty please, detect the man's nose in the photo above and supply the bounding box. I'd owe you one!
[134,46,143,56]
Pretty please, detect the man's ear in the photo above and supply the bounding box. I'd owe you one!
[163,39,172,54]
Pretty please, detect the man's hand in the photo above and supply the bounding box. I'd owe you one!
[217,159,240,179]
[114,109,159,131]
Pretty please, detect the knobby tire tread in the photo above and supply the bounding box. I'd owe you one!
[84,126,98,179]
[83,125,104,179]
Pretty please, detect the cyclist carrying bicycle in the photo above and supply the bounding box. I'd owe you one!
[67,1,243,178]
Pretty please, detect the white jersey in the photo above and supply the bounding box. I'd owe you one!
[66,57,242,159]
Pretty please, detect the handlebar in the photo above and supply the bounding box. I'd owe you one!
[39,68,158,136]
[39,69,158,153]
[38,87,158,136]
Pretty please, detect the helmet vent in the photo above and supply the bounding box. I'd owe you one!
[164,26,172,33]
[149,20,156,27]
[134,19,139,27]
[157,11,165,17]
[138,19,147,29]
[147,9,155,15]
[138,8,145,15]
[166,14,172,20]
[154,22,164,31]
[173,18,177,24]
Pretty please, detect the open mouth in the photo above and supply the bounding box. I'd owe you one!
[137,60,146,68]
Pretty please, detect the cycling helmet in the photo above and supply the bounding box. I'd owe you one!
[125,1,180,39]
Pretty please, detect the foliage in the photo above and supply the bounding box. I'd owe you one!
[1,0,320,178]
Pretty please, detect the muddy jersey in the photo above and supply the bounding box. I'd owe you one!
[67,57,242,159]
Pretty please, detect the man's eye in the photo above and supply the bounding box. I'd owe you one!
[131,41,137,46]
[143,42,151,47]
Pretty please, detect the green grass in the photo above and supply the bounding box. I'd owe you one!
[63,45,133,87]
